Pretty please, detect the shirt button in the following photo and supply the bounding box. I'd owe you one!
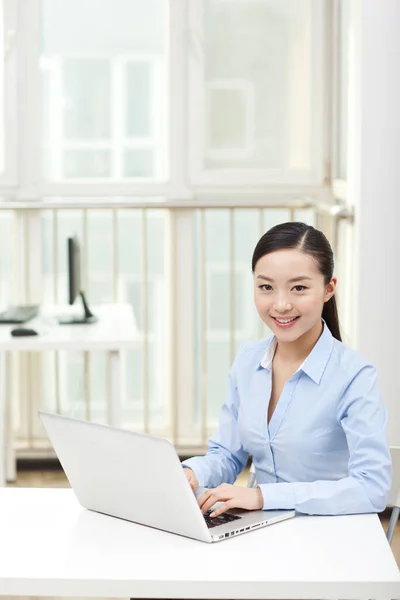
[268,467,274,473]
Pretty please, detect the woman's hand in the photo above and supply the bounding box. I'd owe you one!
[183,467,199,491]
[198,483,263,517]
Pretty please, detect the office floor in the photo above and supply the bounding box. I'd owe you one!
[4,463,400,600]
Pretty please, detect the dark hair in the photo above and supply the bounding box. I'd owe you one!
[251,222,341,341]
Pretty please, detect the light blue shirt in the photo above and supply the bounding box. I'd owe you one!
[183,322,392,515]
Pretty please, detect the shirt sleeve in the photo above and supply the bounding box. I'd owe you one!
[258,365,392,515]
[182,348,249,488]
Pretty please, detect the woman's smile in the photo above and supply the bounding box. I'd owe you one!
[271,316,300,329]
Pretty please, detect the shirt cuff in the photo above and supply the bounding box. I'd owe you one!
[258,482,296,511]
[181,458,209,487]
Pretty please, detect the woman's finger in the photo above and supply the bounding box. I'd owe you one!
[199,489,226,513]
[200,495,220,515]
[198,485,235,513]
[210,499,234,518]
[199,493,220,514]
[200,489,232,515]
[198,489,215,510]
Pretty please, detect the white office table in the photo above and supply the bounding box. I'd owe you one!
[0,488,399,599]
[0,304,139,485]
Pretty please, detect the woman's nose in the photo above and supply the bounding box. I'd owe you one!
[273,297,293,313]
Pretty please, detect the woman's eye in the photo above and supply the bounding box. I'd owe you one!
[293,285,307,292]
[259,284,272,291]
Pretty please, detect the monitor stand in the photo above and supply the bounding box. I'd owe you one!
[58,291,98,325]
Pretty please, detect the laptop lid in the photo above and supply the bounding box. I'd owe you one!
[39,411,212,543]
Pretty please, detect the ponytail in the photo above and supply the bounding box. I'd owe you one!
[322,296,341,341]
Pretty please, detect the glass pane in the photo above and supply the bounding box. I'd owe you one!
[294,207,315,226]
[233,209,267,344]
[194,210,260,427]
[116,210,143,321]
[63,150,111,178]
[41,350,86,417]
[88,351,108,422]
[126,62,151,137]
[208,87,249,152]
[124,149,153,177]
[116,210,144,427]
[194,210,228,423]
[41,68,52,145]
[116,209,166,429]
[87,210,114,302]
[262,208,291,232]
[0,211,13,307]
[63,59,111,140]
[116,209,165,332]
[40,0,167,181]
[204,0,313,170]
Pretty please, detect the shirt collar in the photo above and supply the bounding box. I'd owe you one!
[259,337,278,370]
[257,321,335,385]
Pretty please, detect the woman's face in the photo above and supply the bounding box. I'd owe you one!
[254,249,336,342]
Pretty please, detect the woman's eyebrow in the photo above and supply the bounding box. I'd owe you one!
[256,275,313,283]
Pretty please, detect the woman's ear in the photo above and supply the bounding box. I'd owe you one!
[324,277,337,302]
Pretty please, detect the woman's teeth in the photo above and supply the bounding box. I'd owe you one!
[272,316,299,328]
[275,317,297,323]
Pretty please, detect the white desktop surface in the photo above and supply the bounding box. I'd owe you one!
[0,488,399,599]
[0,303,139,351]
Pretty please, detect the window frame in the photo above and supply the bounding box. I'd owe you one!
[188,0,329,188]
[0,0,332,201]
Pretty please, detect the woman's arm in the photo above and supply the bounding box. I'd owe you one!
[257,365,392,515]
[182,350,249,488]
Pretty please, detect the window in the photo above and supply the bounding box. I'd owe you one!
[40,0,167,183]
[189,0,324,185]
[1,0,330,450]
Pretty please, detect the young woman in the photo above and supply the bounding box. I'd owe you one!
[182,222,391,518]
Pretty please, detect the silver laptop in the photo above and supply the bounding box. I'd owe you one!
[39,411,295,543]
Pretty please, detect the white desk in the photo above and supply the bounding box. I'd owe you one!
[0,488,399,599]
[0,304,139,485]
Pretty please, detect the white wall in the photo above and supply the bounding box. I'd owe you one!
[347,0,400,445]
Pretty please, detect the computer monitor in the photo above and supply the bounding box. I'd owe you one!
[58,235,97,325]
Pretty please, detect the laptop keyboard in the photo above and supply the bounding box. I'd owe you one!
[203,509,242,529]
